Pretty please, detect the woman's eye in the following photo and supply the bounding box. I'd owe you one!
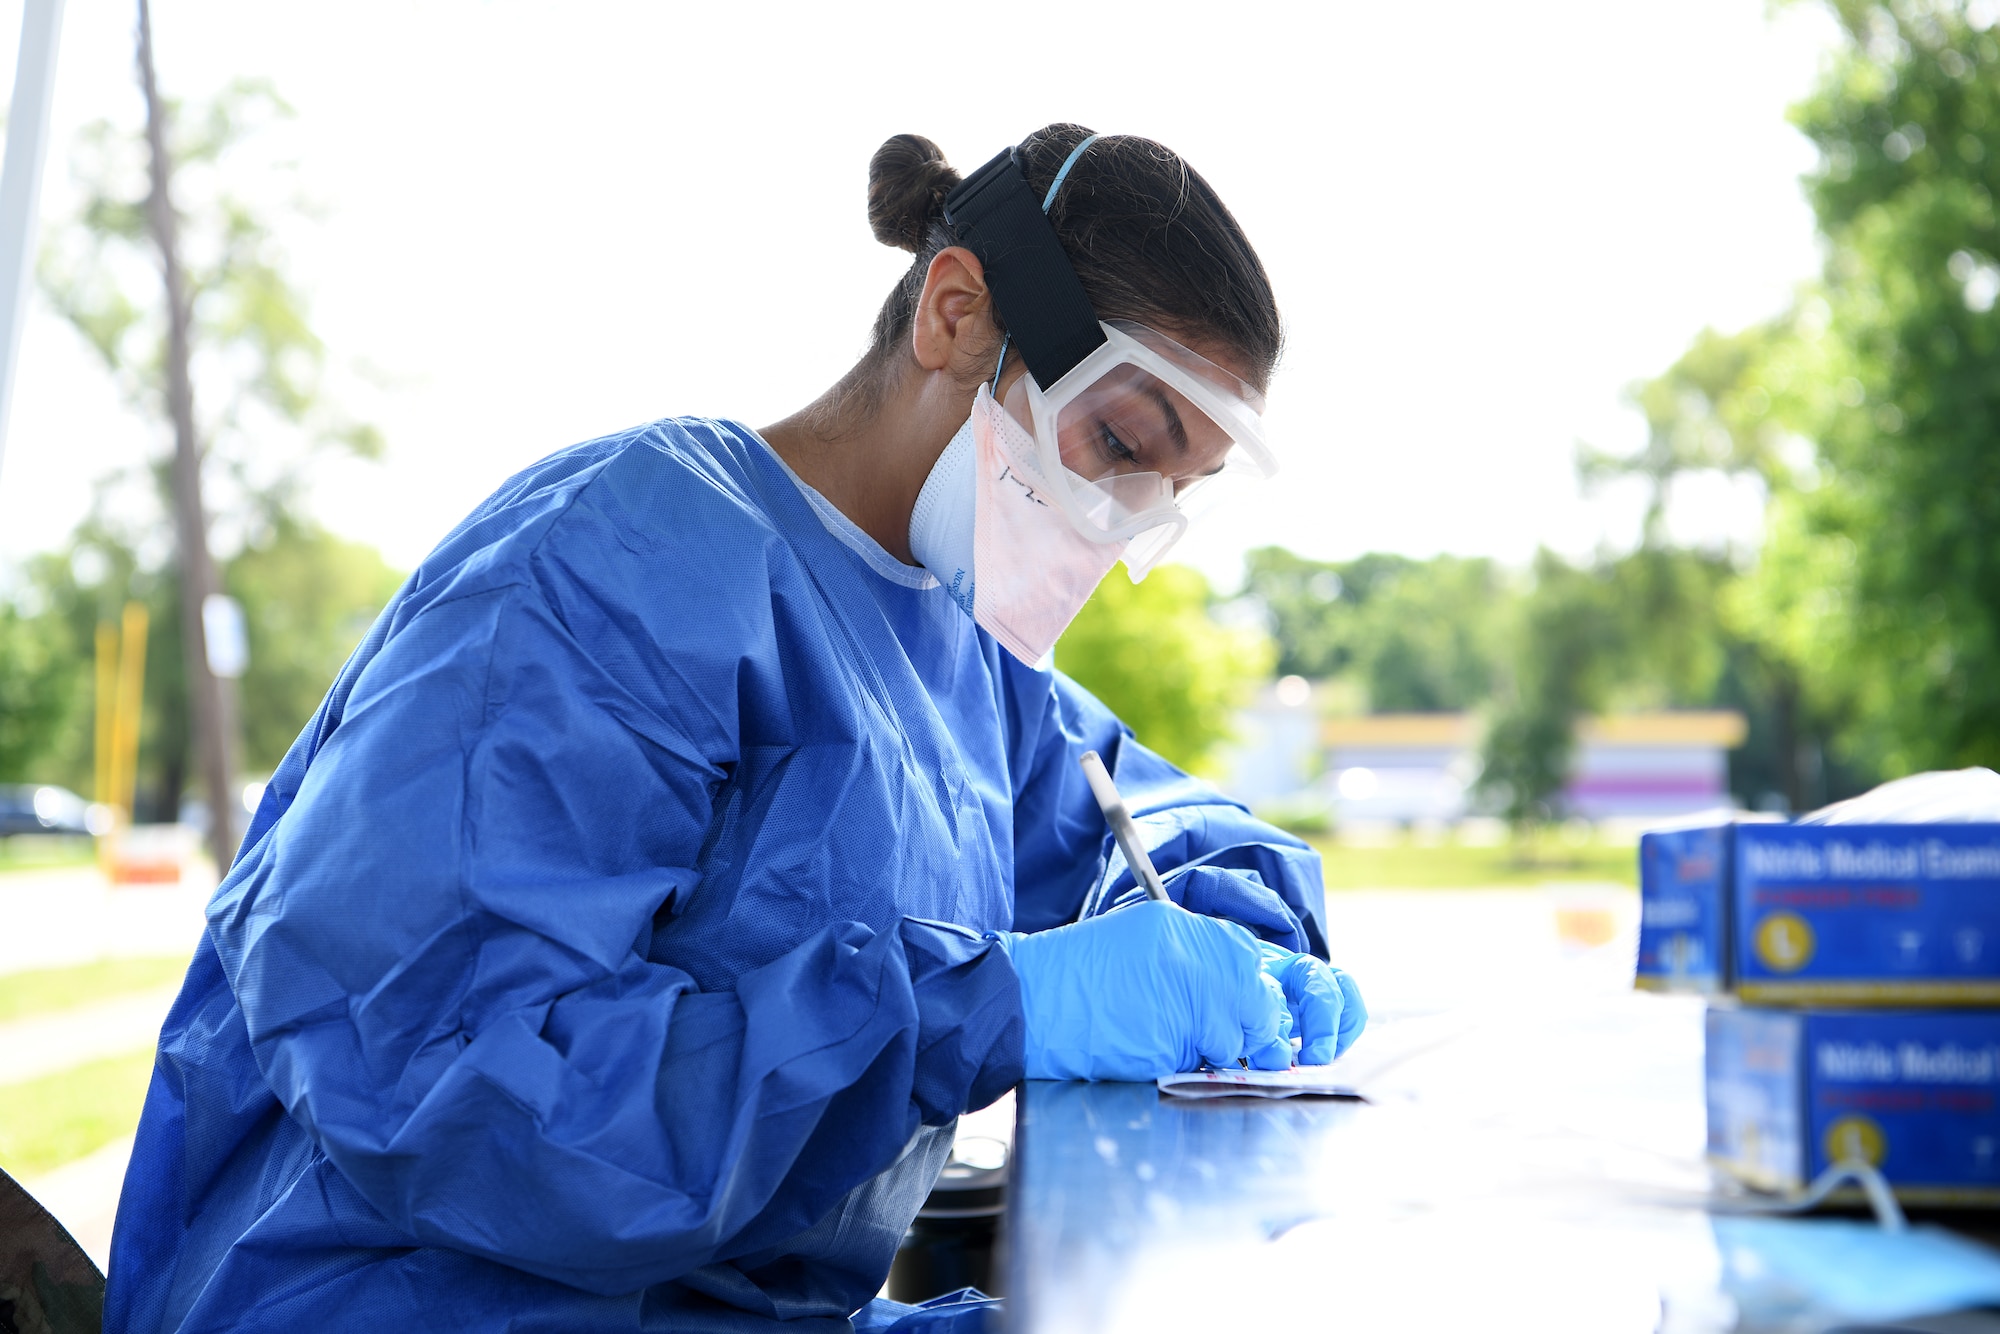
[1099,423,1139,466]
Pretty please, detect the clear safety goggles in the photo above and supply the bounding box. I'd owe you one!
[998,320,1276,578]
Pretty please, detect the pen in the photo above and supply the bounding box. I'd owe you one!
[1081,751,1280,1069]
[1078,750,1171,904]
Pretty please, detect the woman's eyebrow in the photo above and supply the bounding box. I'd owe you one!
[1145,386,1190,454]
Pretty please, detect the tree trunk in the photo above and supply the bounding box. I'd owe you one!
[1771,670,1802,816]
[136,0,239,874]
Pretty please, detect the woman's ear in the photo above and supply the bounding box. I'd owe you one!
[911,247,999,376]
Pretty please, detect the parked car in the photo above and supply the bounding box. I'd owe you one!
[0,785,94,836]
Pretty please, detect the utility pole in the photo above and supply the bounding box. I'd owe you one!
[0,0,65,473]
[136,0,240,873]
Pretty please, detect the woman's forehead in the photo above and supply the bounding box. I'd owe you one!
[1148,323,1268,398]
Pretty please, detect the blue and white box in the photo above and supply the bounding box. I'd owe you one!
[1639,822,2000,1003]
[1707,1007,2000,1203]
[1636,824,1730,993]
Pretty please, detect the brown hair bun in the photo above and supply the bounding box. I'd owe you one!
[867,134,960,253]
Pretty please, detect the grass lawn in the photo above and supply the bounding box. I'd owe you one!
[0,955,192,1025]
[0,1047,157,1179]
[0,835,97,873]
[1307,835,1638,889]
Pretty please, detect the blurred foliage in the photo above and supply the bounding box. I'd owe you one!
[226,523,402,770]
[1579,0,2000,785]
[1475,549,1739,828]
[1579,317,1815,545]
[1241,548,1505,710]
[1238,537,1795,829]
[15,527,188,804]
[1515,0,2000,813]
[1056,565,1274,775]
[3,80,393,807]
[39,79,382,530]
[1767,0,2000,776]
[0,597,82,784]
[1476,553,1626,828]
[1246,1,2000,820]
[4,523,400,803]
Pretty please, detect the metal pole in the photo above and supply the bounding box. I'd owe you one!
[112,599,148,821]
[136,0,239,873]
[0,0,66,474]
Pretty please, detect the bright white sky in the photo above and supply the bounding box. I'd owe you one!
[0,0,1840,591]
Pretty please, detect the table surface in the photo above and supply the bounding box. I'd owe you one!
[1002,889,2000,1334]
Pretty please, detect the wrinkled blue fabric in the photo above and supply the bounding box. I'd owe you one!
[997,901,1292,1079]
[103,415,1332,1333]
[1084,816,1328,960]
[852,1288,1000,1332]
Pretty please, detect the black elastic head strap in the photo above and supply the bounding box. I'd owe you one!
[942,147,1106,390]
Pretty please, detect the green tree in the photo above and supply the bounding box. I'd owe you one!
[1352,556,1507,711]
[1240,547,1507,711]
[30,79,385,813]
[0,595,83,783]
[1476,552,1627,828]
[8,526,184,805]
[226,522,402,770]
[1585,300,1879,810]
[1770,0,2000,775]
[1239,546,1352,680]
[41,80,382,514]
[13,519,403,810]
[1579,315,1814,545]
[1476,547,1741,829]
[1055,565,1274,775]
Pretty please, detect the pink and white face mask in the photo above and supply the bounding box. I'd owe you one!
[970,385,1128,664]
[908,385,1127,666]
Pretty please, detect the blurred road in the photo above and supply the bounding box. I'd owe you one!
[0,864,214,975]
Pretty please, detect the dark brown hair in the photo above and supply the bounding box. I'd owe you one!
[864,125,1282,390]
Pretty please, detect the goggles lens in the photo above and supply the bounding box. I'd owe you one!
[1057,362,1235,484]
[1001,321,1273,544]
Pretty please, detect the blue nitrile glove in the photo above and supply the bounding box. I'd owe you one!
[992,900,1293,1080]
[1259,940,1367,1064]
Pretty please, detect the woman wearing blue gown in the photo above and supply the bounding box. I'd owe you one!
[104,124,1364,1333]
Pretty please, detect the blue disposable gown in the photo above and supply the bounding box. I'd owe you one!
[103,417,1330,1332]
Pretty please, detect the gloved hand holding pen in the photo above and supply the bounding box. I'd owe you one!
[990,900,1295,1080]
[1096,864,1367,1064]
[1059,751,1368,1076]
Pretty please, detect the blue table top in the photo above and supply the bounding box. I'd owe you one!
[1006,1080,1363,1332]
[1000,890,2000,1333]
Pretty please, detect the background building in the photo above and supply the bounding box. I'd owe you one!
[1221,702,1747,828]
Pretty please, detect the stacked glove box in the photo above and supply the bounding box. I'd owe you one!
[1638,819,2000,1203]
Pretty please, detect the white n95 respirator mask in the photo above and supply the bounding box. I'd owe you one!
[909,385,1127,665]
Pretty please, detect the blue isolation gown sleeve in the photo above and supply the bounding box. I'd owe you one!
[204,577,1023,1298]
[1001,655,1332,961]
